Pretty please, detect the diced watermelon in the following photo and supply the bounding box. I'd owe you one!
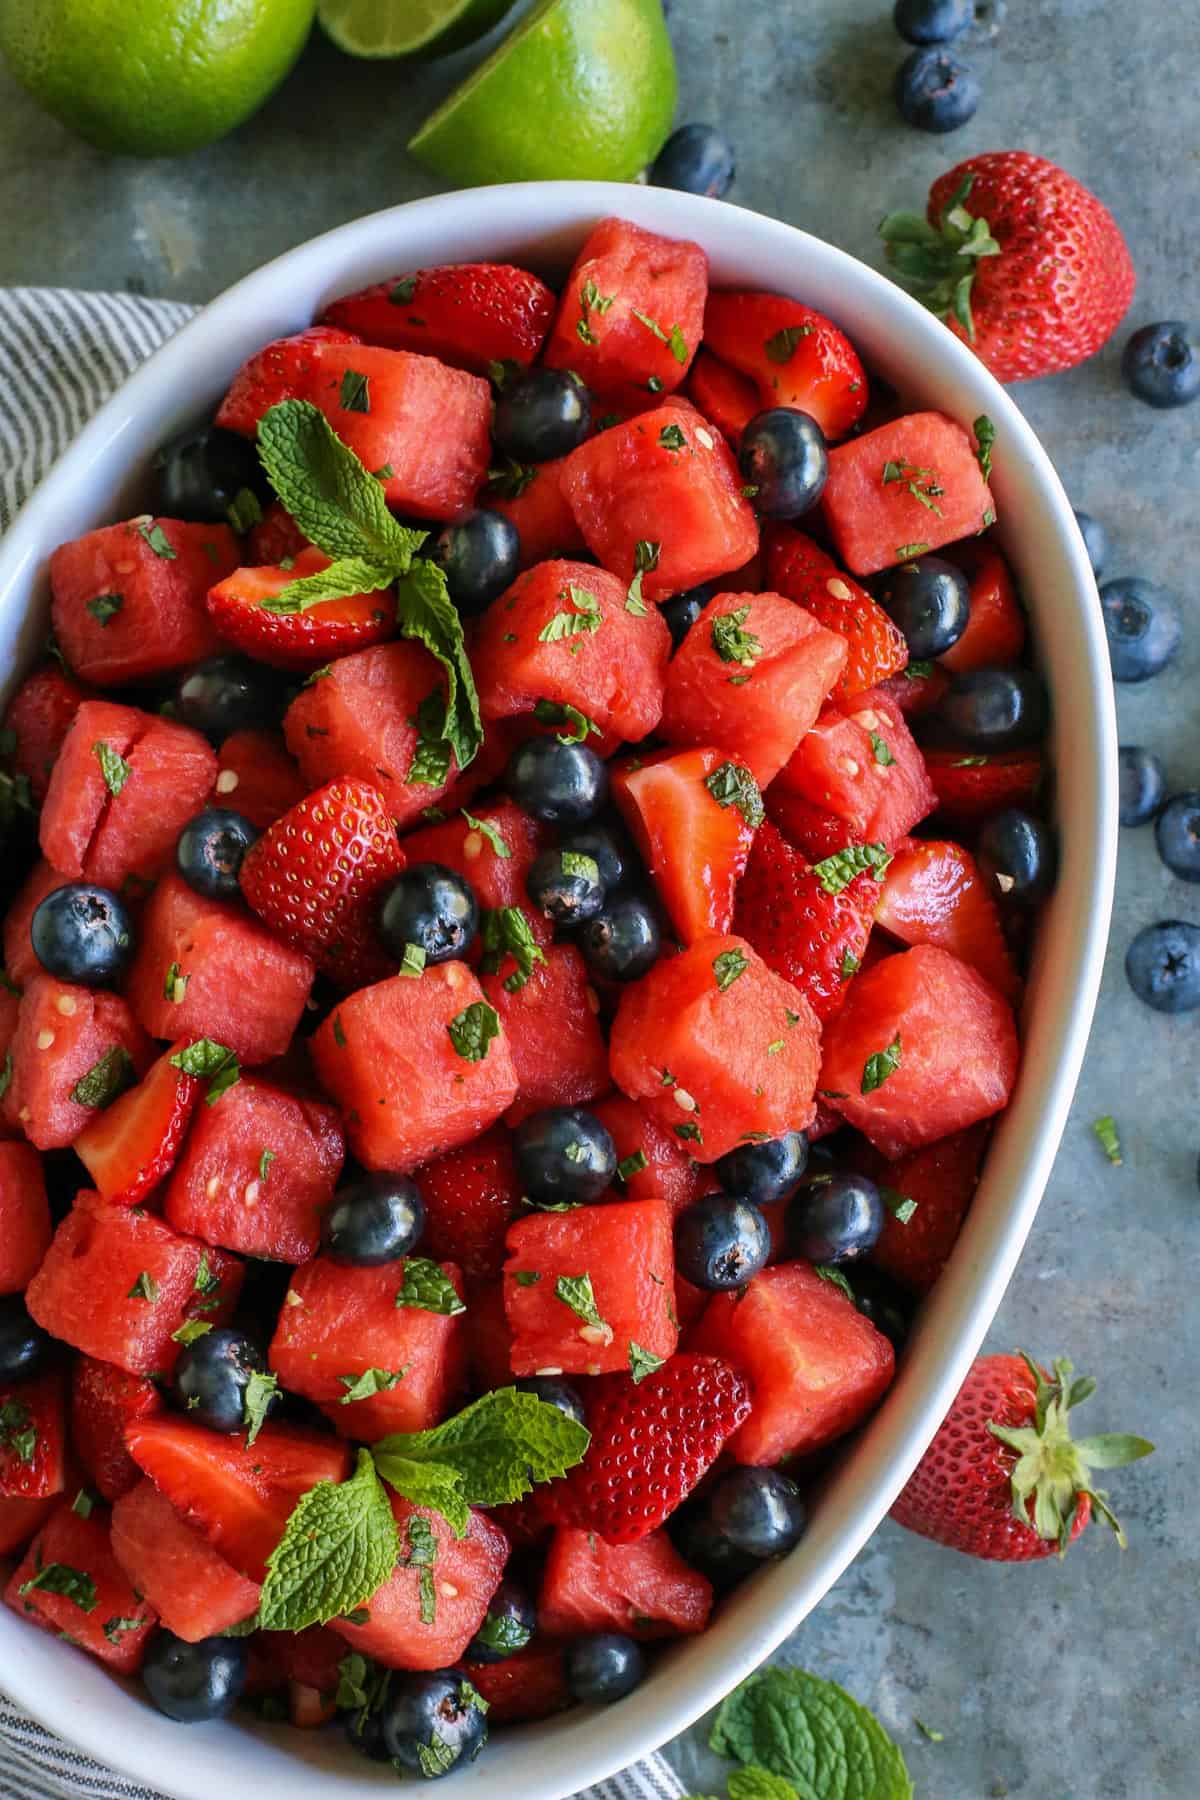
[686,346,760,445]
[5,1500,157,1673]
[590,1093,706,1218]
[482,459,586,568]
[268,1255,468,1439]
[2,975,151,1151]
[206,549,396,671]
[215,729,307,829]
[111,1479,261,1642]
[561,402,759,599]
[481,944,608,1127]
[772,688,936,850]
[49,518,236,685]
[37,699,140,879]
[503,1198,676,1377]
[164,1073,344,1262]
[74,1049,201,1208]
[399,800,546,926]
[460,1643,570,1724]
[939,540,1026,673]
[0,1142,51,1293]
[0,1496,56,1557]
[875,836,1019,1000]
[215,326,361,436]
[309,963,519,1172]
[660,591,848,787]
[0,1373,66,1500]
[609,937,821,1163]
[702,291,868,440]
[4,861,77,987]
[126,873,314,1065]
[26,1191,243,1376]
[611,748,757,946]
[322,263,556,374]
[690,1261,895,1464]
[70,1357,163,1503]
[819,943,1019,1156]
[330,1495,508,1670]
[1,662,91,805]
[537,1527,712,1639]
[820,412,995,575]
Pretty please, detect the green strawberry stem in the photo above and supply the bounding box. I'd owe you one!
[988,1352,1154,1554]
[879,173,1002,343]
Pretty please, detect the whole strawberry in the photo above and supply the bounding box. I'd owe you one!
[880,152,1135,381]
[891,1351,1152,1559]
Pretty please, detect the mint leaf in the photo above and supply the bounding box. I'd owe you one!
[447,1000,500,1062]
[256,400,426,567]
[226,487,262,534]
[396,1258,466,1316]
[532,698,600,745]
[815,1265,855,1302]
[713,948,749,993]
[629,1342,665,1384]
[374,1454,471,1539]
[394,560,483,772]
[811,843,892,896]
[1092,1115,1122,1166]
[127,1271,159,1302]
[461,810,511,857]
[710,1666,912,1800]
[474,1610,532,1656]
[861,1032,901,1095]
[258,552,395,616]
[169,1038,240,1105]
[69,1045,135,1110]
[170,1319,212,1347]
[973,413,996,482]
[880,1186,918,1225]
[406,688,454,789]
[85,593,123,626]
[243,1370,279,1448]
[764,324,813,363]
[705,761,765,829]
[398,942,426,978]
[711,606,762,668]
[339,369,371,413]
[258,1448,399,1633]
[561,850,600,885]
[18,1561,98,1613]
[616,1149,648,1183]
[93,740,130,796]
[339,1367,409,1404]
[729,1771,804,1800]
[103,1614,150,1645]
[869,732,895,768]
[538,585,604,643]
[554,1273,609,1337]
[137,521,176,560]
[659,423,687,451]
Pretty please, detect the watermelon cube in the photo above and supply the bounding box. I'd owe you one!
[126,873,314,1065]
[399,798,545,922]
[310,963,518,1173]
[2,975,151,1151]
[660,591,848,788]
[5,1501,157,1673]
[37,699,140,879]
[0,1496,57,1558]
[268,1255,468,1439]
[686,346,760,446]
[2,661,91,806]
[49,517,236,685]
[503,1198,677,1377]
[74,1048,201,1208]
[482,458,586,569]
[589,1093,706,1218]
[3,861,68,987]
[686,1261,895,1464]
[111,1479,261,1642]
[330,1494,508,1670]
[472,560,671,745]
[702,291,869,441]
[0,1373,66,1500]
[70,1357,163,1503]
[461,1643,569,1725]
[25,1191,243,1376]
[0,1142,51,1294]
[821,411,996,575]
[537,1527,712,1639]
[561,402,759,599]
[214,728,307,829]
[612,748,759,946]
[164,1073,344,1263]
[321,262,556,374]
[215,325,361,435]
[608,936,821,1163]
[818,942,1019,1157]
[772,688,936,849]
[481,944,609,1127]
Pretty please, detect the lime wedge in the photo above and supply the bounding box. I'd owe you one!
[408,0,676,185]
[318,0,515,60]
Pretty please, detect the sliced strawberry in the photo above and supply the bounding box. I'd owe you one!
[875,837,1019,1000]
[686,346,760,445]
[215,326,360,437]
[734,820,882,1024]
[923,748,1044,824]
[415,1124,521,1282]
[215,729,307,830]
[0,1372,66,1500]
[1,661,91,804]
[590,1093,707,1218]
[71,1357,163,1504]
[853,1124,989,1293]
[321,263,556,375]
[703,291,868,440]
[206,549,395,672]
[73,1047,201,1207]
[247,500,311,566]
[765,524,908,698]
[611,746,758,945]
[763,788,854,862]
[940,542,1026,673]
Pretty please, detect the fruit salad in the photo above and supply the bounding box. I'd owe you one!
[0,216,1051,1776]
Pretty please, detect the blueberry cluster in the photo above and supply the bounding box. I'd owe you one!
[890,0,1004,133]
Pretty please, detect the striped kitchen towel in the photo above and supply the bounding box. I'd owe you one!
[0,285,687,1800]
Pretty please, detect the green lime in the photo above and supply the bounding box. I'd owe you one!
[408,0,676,185]
[0,0,315,157]
[319,0,515,59]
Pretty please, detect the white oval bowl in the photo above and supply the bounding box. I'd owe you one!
[0,183,1115,1799]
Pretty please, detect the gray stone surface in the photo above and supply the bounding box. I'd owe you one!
[1,1,1197,1794]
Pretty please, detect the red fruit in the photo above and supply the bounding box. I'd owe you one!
[70,1357,163,1503]
[923,747,1043,824]
[481,457,587,568]
[0,1373,66,1500]
[873,663,950,720]
[258,1624,346,1693]
[702,291,868,439]
[3,975,151,1152]
[287,1682,338,1729]
[875,836,1018,1000]
[215,326,360,436]
[818,943,1019,1158]
[885,153,1136,383]
[6,1501,157,1673]
[765,787,874,863]
[661,591,848,788]
[482,943,609,1128]
[687,1261,895,1464]
[820,412,996,578]
[609,935,822,1163]
[1,662,90,804]
[461,1644,570,1724]
[853,1124,989,1293]
[543,219,707,401]
[74,1048,201,1207]
[111,1479,261,1642]
[0,1496,57,1557]
[36,698,137,877]
[613,743,759,942]
[247,500,310,566]
[733,820,881,1025]
[939,542,1025,673]
[686,346,759,445]
[538,1527,712,1639]
[549,1354,751,1543]
[206,549,396,671]
[0,1142,51,1293]
[214,729,307,830]
[400,799,546,924]
[464,1278,516,1393]
[590,1093,707,1217]
[322,262,556,374]
[764,524,909,699]
[891,1351,1152,1557]
[416,1124,521,1282]
[772,688,936,851]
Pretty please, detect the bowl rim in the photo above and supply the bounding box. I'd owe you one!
[0,181,1117,1800]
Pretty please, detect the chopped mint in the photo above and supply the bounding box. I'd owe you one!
[485,456,537,500]
[332,1013,347,1047]
[85,592,122,626]
[127,1271,158,1303]
[704,760,765,829]
[103,1615,149,1645]
[513,1270,541,1287]
[904,660,934,680]
[895,542,930,560]
[258,1148,276,1182]
[390,276,417,304]
[0,1398,36,1465]
[339,369,371,413]
[169,1038,240,1105]
[659,423,687,451]
[554,1273,608,1335]
[1092,1115,1122,1167]
[406,688,454,788]
[69,1045,135,1110]
[713,948,749,992]
[916,1719,946,1743]
[479,906,546,993]
[537,585,603,643]
[461,810,511,857]
[861,1032,902,1095]
[973,414,996,482]
[225,487,262,534]
[71,1490,95,1519]
[163,961,188,1003]
[880,1186,918,1225]
[170,1319,213,1347]
[532,698,599,745]
[674,1121,704,1145]
[561,850,600,884]
[395,1259,466,1316]
[473,1609,532,1655]
[628,1342,665,1384]
[811,842,892,896]
[815,1265,855,1302]
[616,1148,648,1183]
[711,605,762,668]
[870,732,896,767]
[18,1561,98,1613]
[764,323,814,362]
[93,739,130,797]
[137,520,176,559]
[841,950,861,979]
[338,1368,409,1404]
[397,942,426,978]
[243,1370,279,1449]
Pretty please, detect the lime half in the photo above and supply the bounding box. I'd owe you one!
[318,0,515,59]
[408,0,676,185]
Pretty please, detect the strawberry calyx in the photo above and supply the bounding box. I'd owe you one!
[987,1352,1153,1554]
[879,173,1002,344]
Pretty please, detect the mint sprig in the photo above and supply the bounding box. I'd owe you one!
[258,1448,399,1634]
[393,560,483,772]
[710,1665,912,1800]
[256,400,425,566]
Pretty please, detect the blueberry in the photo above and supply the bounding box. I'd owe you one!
[494,368,592,463]
[152,425,268,525]
[323,1173,425,1266]
[1121,322,1200,410]
[675,1194,771,1290]
[563,1633,645,1705]
[1155,793,1200,883]
[513,1375,587,1427]
[1125,920,1200,1013]
[176,808,259,901]
[382,1669,488,1776]
[852,1268,914,1350]
[142,1629,248,1723]
[1073,509,1109,577]
[578,892,662,983]
[505,737,608,826]
[894,47,980,131]
[893,0,972,42]
[30,882,133,986]
[1100,578,1182,682]
[713,1131,808,1205]
[377,863,479,965]
[345,1703,392,1762]
[1119,747,1165,827]
[707,1466,807,1559]
[0,1297,54,1385]
[525,846,607,928]
[669,1501,760,1591]
[171,655,283,743]
[557,823,632,892]
[649,123,736,198]
[465,1578,536,1663]
[738,409,828,518]
[514,1106,617,1206]
[660,585,712,651]
[976,807,1056,905]
[786,1172,884,1265]
[875,556,969,659]
[939,666,1049,749]
[172,1328,275,1436]
[429,511,521,616]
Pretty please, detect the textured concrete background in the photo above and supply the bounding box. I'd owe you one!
[1,1,1197,1794]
